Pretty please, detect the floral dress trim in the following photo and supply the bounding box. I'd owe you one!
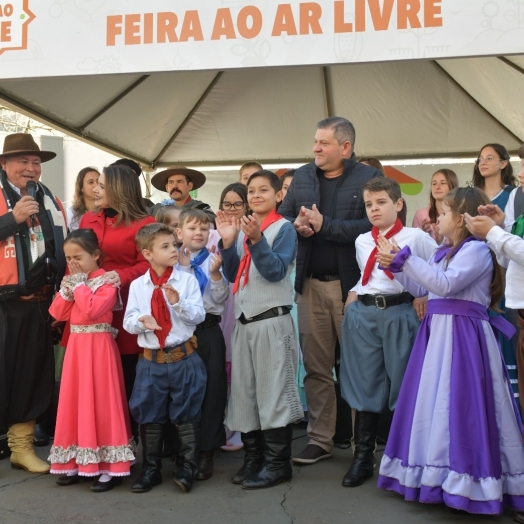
[48,439,136,467]
[70,323,119,338]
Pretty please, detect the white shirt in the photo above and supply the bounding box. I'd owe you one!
[123,267,205,349]
[66,206,83,231]
[486,226,524,309]
[352,226,438,295]
[503,187,524,232]
[177,251,229,316]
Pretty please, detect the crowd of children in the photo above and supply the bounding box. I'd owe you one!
[42,151,524,517]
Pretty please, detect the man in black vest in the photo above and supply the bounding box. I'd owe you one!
[279,117,383,465]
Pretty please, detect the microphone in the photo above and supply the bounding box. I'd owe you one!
[26,180,37,226]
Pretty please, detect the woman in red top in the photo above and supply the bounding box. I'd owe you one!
[79,164,155,438]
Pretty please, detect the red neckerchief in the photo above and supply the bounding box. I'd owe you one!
[233,209,282,294]
[184,195,192,203]
[361,218,404,285]
[149,266,173,348]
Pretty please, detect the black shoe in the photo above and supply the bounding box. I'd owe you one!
[514,512,524,524]
[292,444,332,465]
[242,425,293,490]
[195,450,214,481]
[33,424,50,447]
[231,430,265,484]
[342,411,381,488]
[131,424,164,493]
[172,423,200,493]
[90,476,123,493]
[56,475,80,486]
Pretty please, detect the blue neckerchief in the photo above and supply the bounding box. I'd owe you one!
[434,236,481,263]
[161,199,175,206]
[191,248,210,295]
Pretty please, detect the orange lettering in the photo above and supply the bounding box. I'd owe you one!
[211,8,236,40]
[355,0,365,31]
[157,12,178,43]
[272,4,297,36]
[368,0,394,30]
[300,2,322,35]
[125,14,141,45]
[397,0,422,29]
[334,1,352,33]
[424,0,442,27]
[144,13,153,44]
[0,21,10,42]
[237,6,263,39]
[106,15,122,46]
[180,10,204,41]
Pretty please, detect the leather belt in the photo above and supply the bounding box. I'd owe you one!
[358,292,414,310]
[310,274,340,282]
[196,313,222,330]
[16,285,52,302]
[239,307,290,325]
[141,336,196,364]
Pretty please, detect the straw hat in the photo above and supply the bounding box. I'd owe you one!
[0,133,56,162]
[151,165,206,192]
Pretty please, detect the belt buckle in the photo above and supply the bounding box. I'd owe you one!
[375,295,387,310]
[164,350,177,364]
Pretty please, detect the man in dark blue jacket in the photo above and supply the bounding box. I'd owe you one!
[279,117,383,465]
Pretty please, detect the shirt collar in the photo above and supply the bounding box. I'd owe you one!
[6,178,40,196]
[143,266,180,284]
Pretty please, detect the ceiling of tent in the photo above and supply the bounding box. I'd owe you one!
[0,55,522,167]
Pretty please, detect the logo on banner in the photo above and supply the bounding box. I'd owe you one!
[0,1,35,56]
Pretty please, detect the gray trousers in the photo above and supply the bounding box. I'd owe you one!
[225,314,304,432]
[340,300,419,413]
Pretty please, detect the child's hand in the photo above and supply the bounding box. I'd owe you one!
[413,296,427,321]
[240,214,262,243]
[138,315,162,331]
[178,244,191,267]
[209,253,223,281]
[477,204,505,226]
[216,210,240,249]
[376,252,396,269]
[162,284,180,305]
[464,213,497,240]
[68,259,84,275]
[377,235,400,254]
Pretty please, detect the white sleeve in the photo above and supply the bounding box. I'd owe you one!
[504,188,517,232]
[486,226,524,269]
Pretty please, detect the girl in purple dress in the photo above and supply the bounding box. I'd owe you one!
[375,187,524,515]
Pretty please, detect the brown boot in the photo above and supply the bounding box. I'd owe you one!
[8,420,50,474]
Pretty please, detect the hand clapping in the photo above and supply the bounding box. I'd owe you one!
[216,210,240,249]
[162,284,179,305]
[376,236,400,270]
[138,315,162,331]
[240,213,262,243]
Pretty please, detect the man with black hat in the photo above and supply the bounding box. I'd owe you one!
[150,165,216,222]
[0,133,67,473]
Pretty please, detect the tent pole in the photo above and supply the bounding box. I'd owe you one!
[434,61,523,144]
[152,71,224,167]
[323,66,333,118]
[79,75,150,131]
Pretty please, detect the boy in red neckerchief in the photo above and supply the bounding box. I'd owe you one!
[339,177,436,488]
[123,223,206,494]
[216,170,304,491]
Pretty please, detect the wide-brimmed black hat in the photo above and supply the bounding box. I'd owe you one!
[151,165,206,193]
[1,133,56,162]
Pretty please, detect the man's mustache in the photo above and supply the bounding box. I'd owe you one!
[170,188,182,196]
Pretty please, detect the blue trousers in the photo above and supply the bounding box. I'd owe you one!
[340,300,419,413]
[129,351,207,425]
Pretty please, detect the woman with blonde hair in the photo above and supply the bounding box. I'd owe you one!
[66,167,100,230]
[79,164,156,441]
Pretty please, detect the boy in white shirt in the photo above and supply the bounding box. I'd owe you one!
[124,223,206,494]
[176,209,229,481]
[339,177,436,488]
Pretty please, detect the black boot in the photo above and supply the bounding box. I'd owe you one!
[231,430,265,484]
[342,411,381,487]
[195,449,215,481]
[33,423,49,447]
[131,424,163,493]
[242,425,293,490]
[173,423,199,493]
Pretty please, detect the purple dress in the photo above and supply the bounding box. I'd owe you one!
[377,238,524,515]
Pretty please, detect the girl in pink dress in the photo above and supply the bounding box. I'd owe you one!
[48,229,135,492]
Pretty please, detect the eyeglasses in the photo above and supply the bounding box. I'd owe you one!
[476,156,501,165]
[221,201,245,210]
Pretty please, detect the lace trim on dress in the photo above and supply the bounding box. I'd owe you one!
[49,439,136,466]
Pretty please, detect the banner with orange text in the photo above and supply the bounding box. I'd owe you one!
[0,0,523,79]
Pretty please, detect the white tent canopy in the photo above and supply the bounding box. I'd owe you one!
[0,1,523,166]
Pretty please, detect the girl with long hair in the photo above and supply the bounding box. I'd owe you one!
[66,167,100,231]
